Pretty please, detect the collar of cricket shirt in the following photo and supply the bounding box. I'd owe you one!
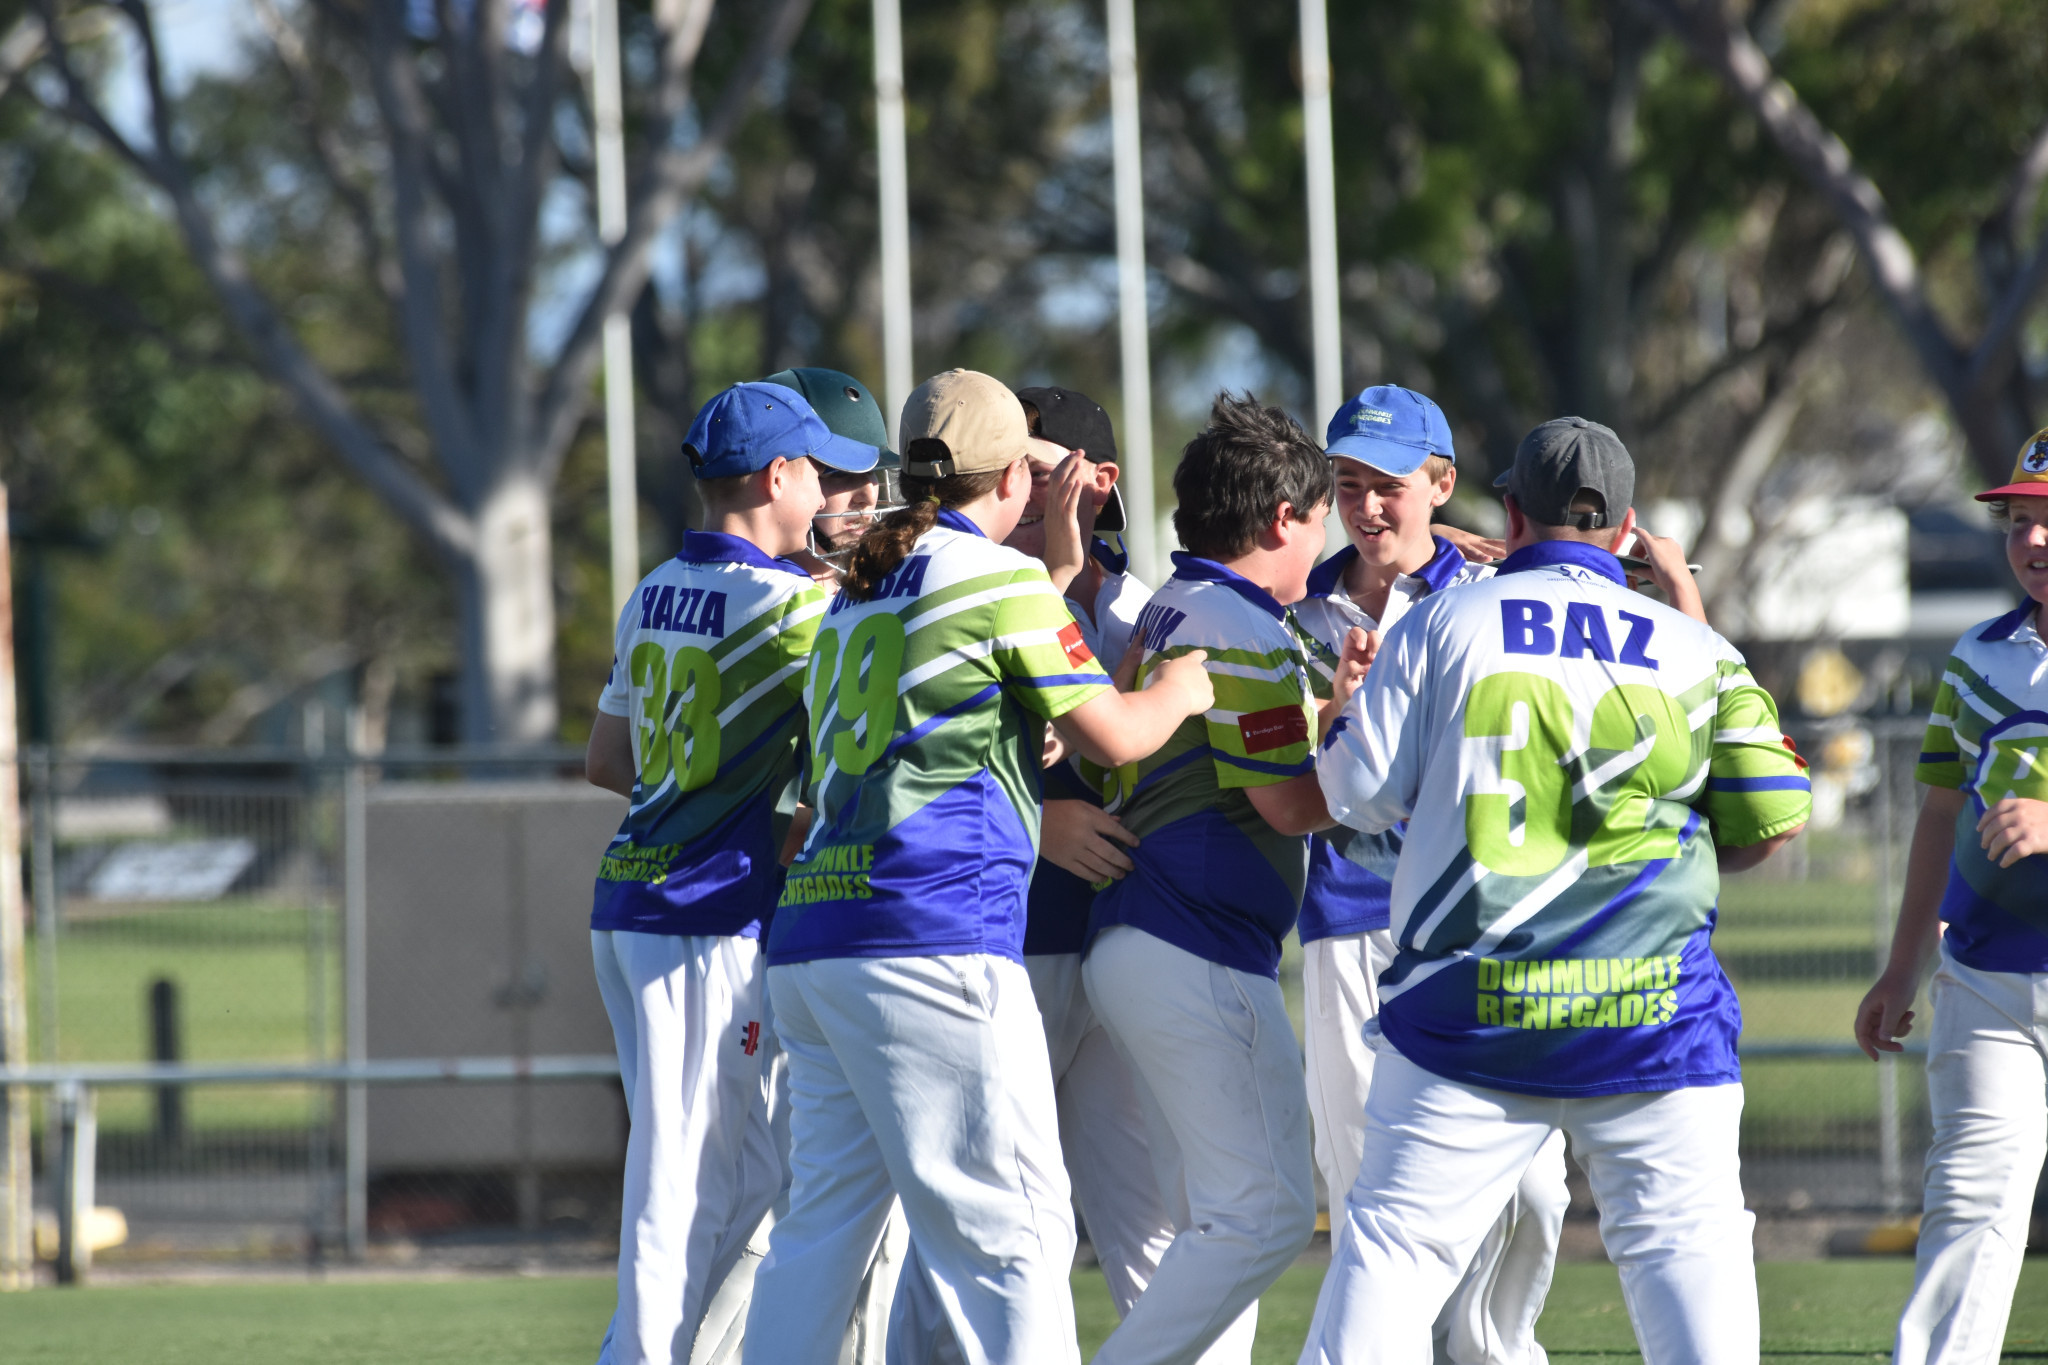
[934,507,985,538]
[1978,599,2047,645]
[1496,540,1627,586]
[1168,552,1285,620]
[677,528,813,579]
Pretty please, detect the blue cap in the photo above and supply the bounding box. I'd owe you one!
[1324,385,1455,476]
[684,382,880,479]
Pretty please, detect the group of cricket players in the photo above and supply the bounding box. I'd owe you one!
[577,354,2048,1365]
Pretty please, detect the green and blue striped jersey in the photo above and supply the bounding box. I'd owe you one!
[1318,540,1811,1097]
[767,508,1113,964]
[1917,602,2048,972]
[1087,553,1319,979]
[593,530,828,937]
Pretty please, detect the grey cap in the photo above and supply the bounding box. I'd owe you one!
[1492,416,1634,530]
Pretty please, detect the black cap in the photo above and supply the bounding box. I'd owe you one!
[1493,416,1635,530]
[760,367,900,468]
[1014,385,1125,532]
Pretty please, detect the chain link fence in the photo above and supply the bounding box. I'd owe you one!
[13,748,625,1272]
[3,723,2012,1273]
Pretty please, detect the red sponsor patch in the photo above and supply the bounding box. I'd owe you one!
[1238,704,1310,754]
[1057,621,1095,669]
[1780,734,1809,771]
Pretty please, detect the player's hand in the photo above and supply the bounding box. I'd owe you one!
[1039,799,1141,882]
[1330,627,1377,710]
[1978,796,2048,868]
[1111,639,1145,692]
[1042,723,1070,769]
[1435,524,1505,564]
[1631,528,1707,624]
[1852,967,1919,1060]
[1148,648,1214,716]
[1040,452,1090,594]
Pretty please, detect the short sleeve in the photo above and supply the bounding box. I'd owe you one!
[990,568,1113,720]
[597,593,638,716]
[1193,625,1315,790]
[1701,656,1812,846]
[761,584,830,705]
[1915,660,1967,790]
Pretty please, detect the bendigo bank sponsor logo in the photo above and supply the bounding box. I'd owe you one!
[1239,704,1310,754]
[1474,955,1682,1029]
[779,843,876,904]
[1057,621,1095,668]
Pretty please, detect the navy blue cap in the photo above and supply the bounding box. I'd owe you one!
[1325,385,1455,476]
[683,382,879,480]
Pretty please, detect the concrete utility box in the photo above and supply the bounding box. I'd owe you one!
[365,781,628,1170]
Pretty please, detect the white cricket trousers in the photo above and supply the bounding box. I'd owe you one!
[892,953,1251,1365]
[743,954,1080,1365]
[592,931,781,1365]
[1299,1050,1755,1365]
[1029,952,1177,1315]
[685,993,907,1365]
[1302,931,1568,1365]
[1083,926,1318,1365]
[1893,944,2048,1365]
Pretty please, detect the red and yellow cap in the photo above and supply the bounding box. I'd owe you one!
[1976,425,2048,501]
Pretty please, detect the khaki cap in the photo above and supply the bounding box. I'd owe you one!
[899,369,1032,477]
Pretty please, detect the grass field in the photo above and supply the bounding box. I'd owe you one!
[0,1260,2043,1363]
[0,1260,2039,1365]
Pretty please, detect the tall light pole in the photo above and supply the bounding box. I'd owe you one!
[591,0,638,614]
[874,0,913,434]
[1105,0,1158,584]
[1299,0,1345,554]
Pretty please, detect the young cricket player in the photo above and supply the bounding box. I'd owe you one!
[1855,428,2048,1365]
[1291,386,1570,1365]
[584,381,877,1365]
[764,367,904,588]
[1010,386,1181,1323]
[1081,392,1356,1364]
[685,366,907,1365]
[1302,416,1809,1365]
[742,369,1214,1365]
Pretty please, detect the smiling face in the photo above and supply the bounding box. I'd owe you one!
[1332,456,1455,572]
[1004,436,1116,560]
[2005,495,2048,605]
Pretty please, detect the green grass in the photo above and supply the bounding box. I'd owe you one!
[0,1260,2043,1363]
[27,905,341,1133]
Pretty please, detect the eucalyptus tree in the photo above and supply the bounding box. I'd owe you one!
[21,0,810,743]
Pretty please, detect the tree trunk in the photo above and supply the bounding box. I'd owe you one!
[455,477,560,746]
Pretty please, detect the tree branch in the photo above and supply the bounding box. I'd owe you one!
[1641,0,2019,485]
[530,0,813,482]
[250,0,401,307]
[363,0,486,501]
[33,0,475,563]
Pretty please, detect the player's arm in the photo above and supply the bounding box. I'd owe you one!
[1699,654,1810,870]
[1853,786,1963,1058]
[1051,651,1214,767]
[1432,523,1505,564]
[1318,617,1430,835]
[1632,528,1706,624]
[586,710,636,798]
[1716,827,1803,872]
[1247,774,1335,836]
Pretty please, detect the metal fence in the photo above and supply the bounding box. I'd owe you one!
[0,722,1985,1276]
[6,746,626,1278]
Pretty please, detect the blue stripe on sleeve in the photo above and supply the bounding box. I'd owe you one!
[1917,751,1960,765]
[1009,673,1110,687]
[1216,751,1316,778]
[1706,776,1812,793]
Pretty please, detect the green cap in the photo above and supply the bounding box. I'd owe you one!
[760,368,899,468]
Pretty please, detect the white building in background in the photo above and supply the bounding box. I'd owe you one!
[1729,496,1912,641]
